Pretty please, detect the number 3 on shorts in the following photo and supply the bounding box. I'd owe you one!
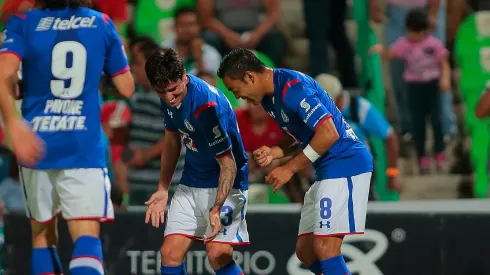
[319,197,332,219]
[220,206,233,226]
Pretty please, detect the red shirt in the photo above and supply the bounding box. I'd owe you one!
[235,109,283,153]
[92,0,129,22]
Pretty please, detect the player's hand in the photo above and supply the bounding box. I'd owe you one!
[144,190,168,228]
[7,119,44,167]
[266,165,294,193]
[204,206,221,243]
[127,146,147,168]
[253,146,274,167]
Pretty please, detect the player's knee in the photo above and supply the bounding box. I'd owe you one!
[313,236,343,260]
[160,242,185,266]
[67,220,100,241]
[206,244,233,268]
[30,219,58,247]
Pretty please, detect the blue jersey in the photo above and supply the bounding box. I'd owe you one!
[0,8,129,169]
[261,69,373,180]
[161,75,248,190]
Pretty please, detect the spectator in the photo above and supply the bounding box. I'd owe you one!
[125,37,166,203]
[162,7,221,76]
[369,0,450,139]
[198,0,287,66]
[375,8,450,174]
[303,0,357,87]
[316,74,401,193]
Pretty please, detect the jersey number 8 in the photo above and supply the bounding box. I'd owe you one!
[51,41,87,99]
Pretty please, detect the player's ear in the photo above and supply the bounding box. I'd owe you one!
[244,71,254,84]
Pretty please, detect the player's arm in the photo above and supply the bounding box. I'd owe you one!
[0,15,24,128]
[195,103,237,209]
[282,86,339,173]
[270,134,299,160]
[157,106,182,192]
[157,129,182,192]
[103,15,134,98]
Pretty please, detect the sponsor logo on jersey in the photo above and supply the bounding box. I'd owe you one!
[36,16,96,31]
[281,109,289,123]
[184,120,195,132]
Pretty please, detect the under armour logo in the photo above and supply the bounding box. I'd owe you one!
[319,221,331,229]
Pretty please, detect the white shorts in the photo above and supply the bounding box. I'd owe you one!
[19,167,114,223]
[298,172,372,237]
[164,185,249,245]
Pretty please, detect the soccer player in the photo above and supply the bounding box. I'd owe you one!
[0,0,134,274]
[144,47,248,275]
[218,48,373,275]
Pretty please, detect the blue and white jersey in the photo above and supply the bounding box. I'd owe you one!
[161,75,248,190]
[0,8,129,169]
[261,69,373,180]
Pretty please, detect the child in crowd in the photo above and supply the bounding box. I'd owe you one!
[373,8,451,174]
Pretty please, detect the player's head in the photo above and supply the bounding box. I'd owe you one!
[218,48,268,105]
[315,74,344,108]
[174,7,200,44]
[405,8,429,42]
[145,47,189,107]
[37,0,92,9]
[130,36,160,91]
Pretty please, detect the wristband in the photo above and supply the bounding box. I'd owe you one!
[386,168,399,177]
[303,144,320,162]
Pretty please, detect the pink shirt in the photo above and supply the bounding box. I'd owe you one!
[390,35,448,83]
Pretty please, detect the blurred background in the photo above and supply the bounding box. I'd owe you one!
[1,0,490,274]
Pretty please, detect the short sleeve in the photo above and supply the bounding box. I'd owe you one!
[357,97,392,139]
[389,37,408,59]
[432,37,449,61]
[160,101,177,132]
[194,102,233,158]
[0,14,26,60]
[103,15,129,77]
[283,83,332,131]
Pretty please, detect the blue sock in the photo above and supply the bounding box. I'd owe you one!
[70,235,104,275]
[161,262,186,275]
[31,247,63,275]
[215,260,243,275]
[308,260,322,274]
[320,255,350,275]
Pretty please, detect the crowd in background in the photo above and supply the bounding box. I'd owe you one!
[0,0,489,212]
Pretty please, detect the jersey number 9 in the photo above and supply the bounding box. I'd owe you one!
[50,41,87,99]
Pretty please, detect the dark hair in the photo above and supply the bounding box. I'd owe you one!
[218,48,266,80]
[38,0,92,9]
[405,8,429,32]
[130,36,160,60]
[145,47,184,89]
[174,6,197,21]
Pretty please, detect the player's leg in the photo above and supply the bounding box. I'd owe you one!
[296,185,322,274]
[204,188,249,274]
[56,168,114,275]
[19,167,63,275]
[313,173,372,275]
[161,185,207,274]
